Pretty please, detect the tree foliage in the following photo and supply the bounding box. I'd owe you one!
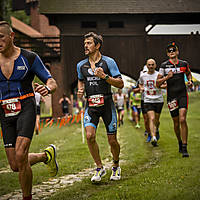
[0,0,30,24]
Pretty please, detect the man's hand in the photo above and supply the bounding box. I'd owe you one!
[94,67,106,79]
[167,70,173,79]
[77,88,84,99]
[34,83,50,96]
[187,80,193,88]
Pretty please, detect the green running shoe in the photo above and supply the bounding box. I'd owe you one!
[44,144,58,176]
[110,166,121,181]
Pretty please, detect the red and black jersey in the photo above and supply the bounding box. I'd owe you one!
[159,59,190,99]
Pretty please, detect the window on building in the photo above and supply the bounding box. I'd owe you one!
[81,21,97,28]
[109,21,124,28]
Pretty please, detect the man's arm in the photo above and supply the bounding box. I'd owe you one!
[94,67,124,89]
[186,68,193,88]
[66,97,72,104]
[35,78,57,96]
[77,80,85,99]
[156,71,173,88]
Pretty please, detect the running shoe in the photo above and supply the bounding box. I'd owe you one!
[146,134,152,143]
[110,166,121,181]
[182,144,189,157]
[156,129,160,141]
[91,167,106,182]
[151,136,158,147]
[135,124,141,129]
[144,130,148,136]
[44,144,58,176]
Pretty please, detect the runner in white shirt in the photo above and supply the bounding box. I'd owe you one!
[114,89,126,127]
[139,59,166,147]
[139,66,151,140]
[35,92,45,135]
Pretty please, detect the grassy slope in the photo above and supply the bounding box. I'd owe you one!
[0,92,200,199]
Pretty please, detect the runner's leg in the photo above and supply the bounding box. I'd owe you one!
[107,134,120,167]
[86,126,103,168]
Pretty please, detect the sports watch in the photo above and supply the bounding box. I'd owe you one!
[45,86,51,94]
[104,74,110,80]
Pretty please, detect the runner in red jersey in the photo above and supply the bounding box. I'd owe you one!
[156,42,193,157]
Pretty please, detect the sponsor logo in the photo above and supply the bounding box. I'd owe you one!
[83,65,89,68]
[17,66,26,70]
[165,65,174,68]
[88,68,94,75]
[84,116,90,122]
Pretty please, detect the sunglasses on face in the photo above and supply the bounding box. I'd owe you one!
[168,48,176,53]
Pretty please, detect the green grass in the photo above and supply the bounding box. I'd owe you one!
[0,92,200,199]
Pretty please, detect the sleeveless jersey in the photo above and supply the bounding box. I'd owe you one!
[77,55,122,97]
[139,71,164,103]
[0,49,51,100]
[62,98,68,109]
[159,59,189,99]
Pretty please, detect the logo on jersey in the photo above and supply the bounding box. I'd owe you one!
[147,80,155,89]
[17,66,26,70]
[84,115,90,122]
[113,123,116,129]
[83,65,89,68]
[88,68,94,75]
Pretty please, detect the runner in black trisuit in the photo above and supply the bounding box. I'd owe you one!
[156,42,193,157]
[77,32,124,182]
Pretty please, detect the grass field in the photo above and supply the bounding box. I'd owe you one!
[0,92,200,200]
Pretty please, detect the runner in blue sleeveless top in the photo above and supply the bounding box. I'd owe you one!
[0,21,58,200]
[77,32,124,182]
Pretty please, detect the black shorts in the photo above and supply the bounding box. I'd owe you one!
[36,105,40,115]
[167,95,188,118]
[62,107,69,114]
[141,100,147,114]
[84,96,117,134]
[144,102,164,114]
[0,97,36,148]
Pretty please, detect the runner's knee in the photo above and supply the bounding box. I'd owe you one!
[86,132,96,143]
[10,162,19,172]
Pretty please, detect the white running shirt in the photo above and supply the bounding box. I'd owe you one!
[116,94,125,109]
[139,71,164,103]
[35,92,41,106]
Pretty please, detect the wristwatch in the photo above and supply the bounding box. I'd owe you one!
[104,74,110,80]
[45,86,51,94]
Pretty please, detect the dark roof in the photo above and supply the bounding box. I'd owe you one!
[39,0,200,14]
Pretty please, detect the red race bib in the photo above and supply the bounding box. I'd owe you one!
[167,99,178,111]
[88,94,104,107]
[1,98,21,117]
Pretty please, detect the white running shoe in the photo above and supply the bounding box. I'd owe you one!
[91,167,106,182]
[110,166,121,181]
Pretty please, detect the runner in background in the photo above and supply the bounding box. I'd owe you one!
[130,86,141,128]
[114,89,126,127]
[59,94,71,118]
[34,91,45,135]
[157,42,193,157]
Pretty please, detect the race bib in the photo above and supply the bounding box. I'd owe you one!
[1,98,21,117]
[167,99,178,111]
[88,94,104,107]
